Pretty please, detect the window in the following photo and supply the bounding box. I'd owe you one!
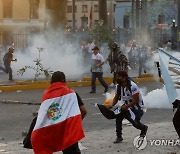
[94,5,99,12]
[158,14,165,24]
[67,5,77,13]
[81,15,88,27]
[2,0,13,18]
[67,20,72,27]
[94,20,99,26]
[82,5,88,13]
[113,4,116,12]
[123,15,129,28]
[29,0,40,19]
[67,6,72,13]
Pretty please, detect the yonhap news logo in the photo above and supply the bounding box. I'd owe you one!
[133,136,180,150]
[133,136,148,150]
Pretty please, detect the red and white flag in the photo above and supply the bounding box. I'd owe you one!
[31,82,85,154]
[89,6,93,29]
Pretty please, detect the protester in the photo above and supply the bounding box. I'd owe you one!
[172,99,180,139]
[108,71,148,143]
[105,42,128,86]
[138,44,148,77]
[31,71,87,154]
[90,46,108,93]
[0,47,17,81]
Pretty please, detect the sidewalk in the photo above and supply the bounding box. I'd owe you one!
[0,122,179,154]
[0,68,160,92]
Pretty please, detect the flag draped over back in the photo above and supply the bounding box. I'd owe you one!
[31,82,85,154]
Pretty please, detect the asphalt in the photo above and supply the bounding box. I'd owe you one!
[0,69,179,154]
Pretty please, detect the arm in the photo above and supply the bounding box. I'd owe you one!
[108,94,120,109]
[96,54,105,67]
[11,59,17,62]
[96,61,105,67]
[79,104,87,120]
[76,92,87,119]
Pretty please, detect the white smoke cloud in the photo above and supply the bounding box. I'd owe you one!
[11,30,88,80]
[142,86,172,109]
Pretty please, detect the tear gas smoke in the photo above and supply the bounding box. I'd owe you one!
[104,86,180,109]
[11,30,89,80]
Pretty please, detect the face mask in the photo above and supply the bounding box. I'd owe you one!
[116,79,122,85]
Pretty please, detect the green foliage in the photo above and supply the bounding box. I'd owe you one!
[87,21,113,47]
[147,0,177,27]
[17,48,53,80]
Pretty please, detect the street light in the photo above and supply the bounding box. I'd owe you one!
[172,19,176,28]
[107,12,110,29]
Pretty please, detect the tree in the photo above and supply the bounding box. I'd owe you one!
[45,0,67,28]
[147,0,177,28]
[98,0,108,28]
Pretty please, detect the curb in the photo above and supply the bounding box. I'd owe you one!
[0,75,161,92]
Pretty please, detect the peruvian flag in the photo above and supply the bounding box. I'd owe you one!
[89,6,93,28]
[31,82,85,154]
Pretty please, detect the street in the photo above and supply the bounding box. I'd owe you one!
[0,81,179,154]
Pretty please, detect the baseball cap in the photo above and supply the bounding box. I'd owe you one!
[92,46,99,50]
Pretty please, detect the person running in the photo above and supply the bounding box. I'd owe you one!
[108,71,148,143]
[90,46,108,93]
[0,47,17,80]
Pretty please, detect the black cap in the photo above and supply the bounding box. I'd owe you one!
[92,46,99,50]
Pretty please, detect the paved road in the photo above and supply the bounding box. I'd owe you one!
[0,82,166,139]
[0,82,179,154]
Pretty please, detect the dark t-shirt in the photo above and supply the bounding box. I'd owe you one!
[76,92,84,107]
[3,52,13,65]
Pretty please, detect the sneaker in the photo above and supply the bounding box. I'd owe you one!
[110,83,115,87]
[90,91,96,94]
[140,125,148,137]
[113,136,123,143]
[104,87,108,93]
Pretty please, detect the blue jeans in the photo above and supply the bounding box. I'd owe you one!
[91,72,108,91]
[115,108,146,137]
[0,64,12,80]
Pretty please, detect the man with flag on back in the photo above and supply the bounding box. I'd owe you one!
[31,71,87,154]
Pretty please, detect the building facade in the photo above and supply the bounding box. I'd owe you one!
[66,0,116,30]
[0,0,45,49]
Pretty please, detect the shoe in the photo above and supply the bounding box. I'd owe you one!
[104,87,108,93]
[90,91,96,94]
[113,136,123,143]
[140,125,148,137]
[110,83,115,87]
[9,79,14,81]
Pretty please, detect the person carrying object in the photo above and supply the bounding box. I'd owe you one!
[107,71,148,143]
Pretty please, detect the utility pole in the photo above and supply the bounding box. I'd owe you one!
[132,0,135,29]
[72,0,76,31]
[141,0,147,44]
[178,0,180,52]
[135,0,140,41]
